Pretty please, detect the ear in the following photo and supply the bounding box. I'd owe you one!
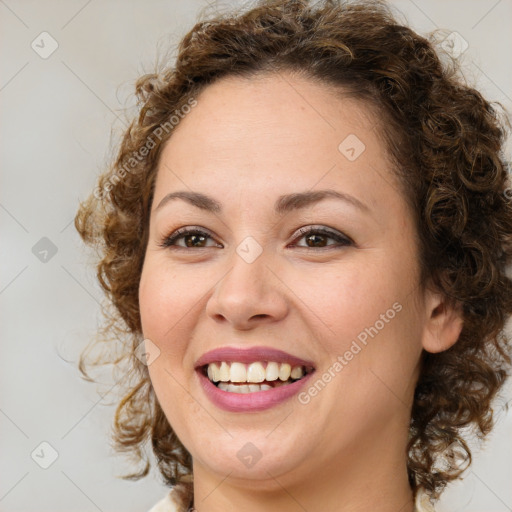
[421,287,464,354]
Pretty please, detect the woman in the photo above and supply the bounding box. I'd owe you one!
[75,1,512,511]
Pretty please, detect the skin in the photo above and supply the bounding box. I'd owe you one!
[139,72,463,512]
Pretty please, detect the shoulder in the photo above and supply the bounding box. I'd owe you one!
[147,490,180,512]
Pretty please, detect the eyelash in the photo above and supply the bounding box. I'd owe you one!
[158,225,354,250]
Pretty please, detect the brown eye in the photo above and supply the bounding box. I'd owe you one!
[305,233,329,247]
[184,234,207,247]
[160,227,223,249]
[292,226,353,249]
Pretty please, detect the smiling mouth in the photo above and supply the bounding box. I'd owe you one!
[201,361,315,393]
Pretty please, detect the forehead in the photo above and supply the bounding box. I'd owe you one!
[164,73,378,153]
[154,72,399,209]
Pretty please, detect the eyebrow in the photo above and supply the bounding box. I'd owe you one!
[154,189,369,214]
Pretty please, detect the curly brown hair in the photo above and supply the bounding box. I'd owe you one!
[75,0,512,509]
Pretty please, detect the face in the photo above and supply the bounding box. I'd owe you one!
[139,73,429,492]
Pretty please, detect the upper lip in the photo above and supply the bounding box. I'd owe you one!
[194,346,316,370]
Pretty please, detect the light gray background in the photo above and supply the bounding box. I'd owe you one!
[1,1,511,511]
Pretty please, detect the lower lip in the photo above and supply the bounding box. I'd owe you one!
[197,369,315,412]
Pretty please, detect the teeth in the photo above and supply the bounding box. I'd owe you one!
[219,361,230,381]
[246,362,266,383]
[207,363,219,382]
[278,363,291,381]
[266,361,279,381]
[205,361,307,384]
[230,362,247,382]
[218,382,274,393]
[290,366,305,379]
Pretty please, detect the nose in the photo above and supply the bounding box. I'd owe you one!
[205,248,289,330]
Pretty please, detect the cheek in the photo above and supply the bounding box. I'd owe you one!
[299,264,422,435]
[139,260,201,340]
[139,262,205,437]
[287,254,422,395]
[284,257,406,346]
